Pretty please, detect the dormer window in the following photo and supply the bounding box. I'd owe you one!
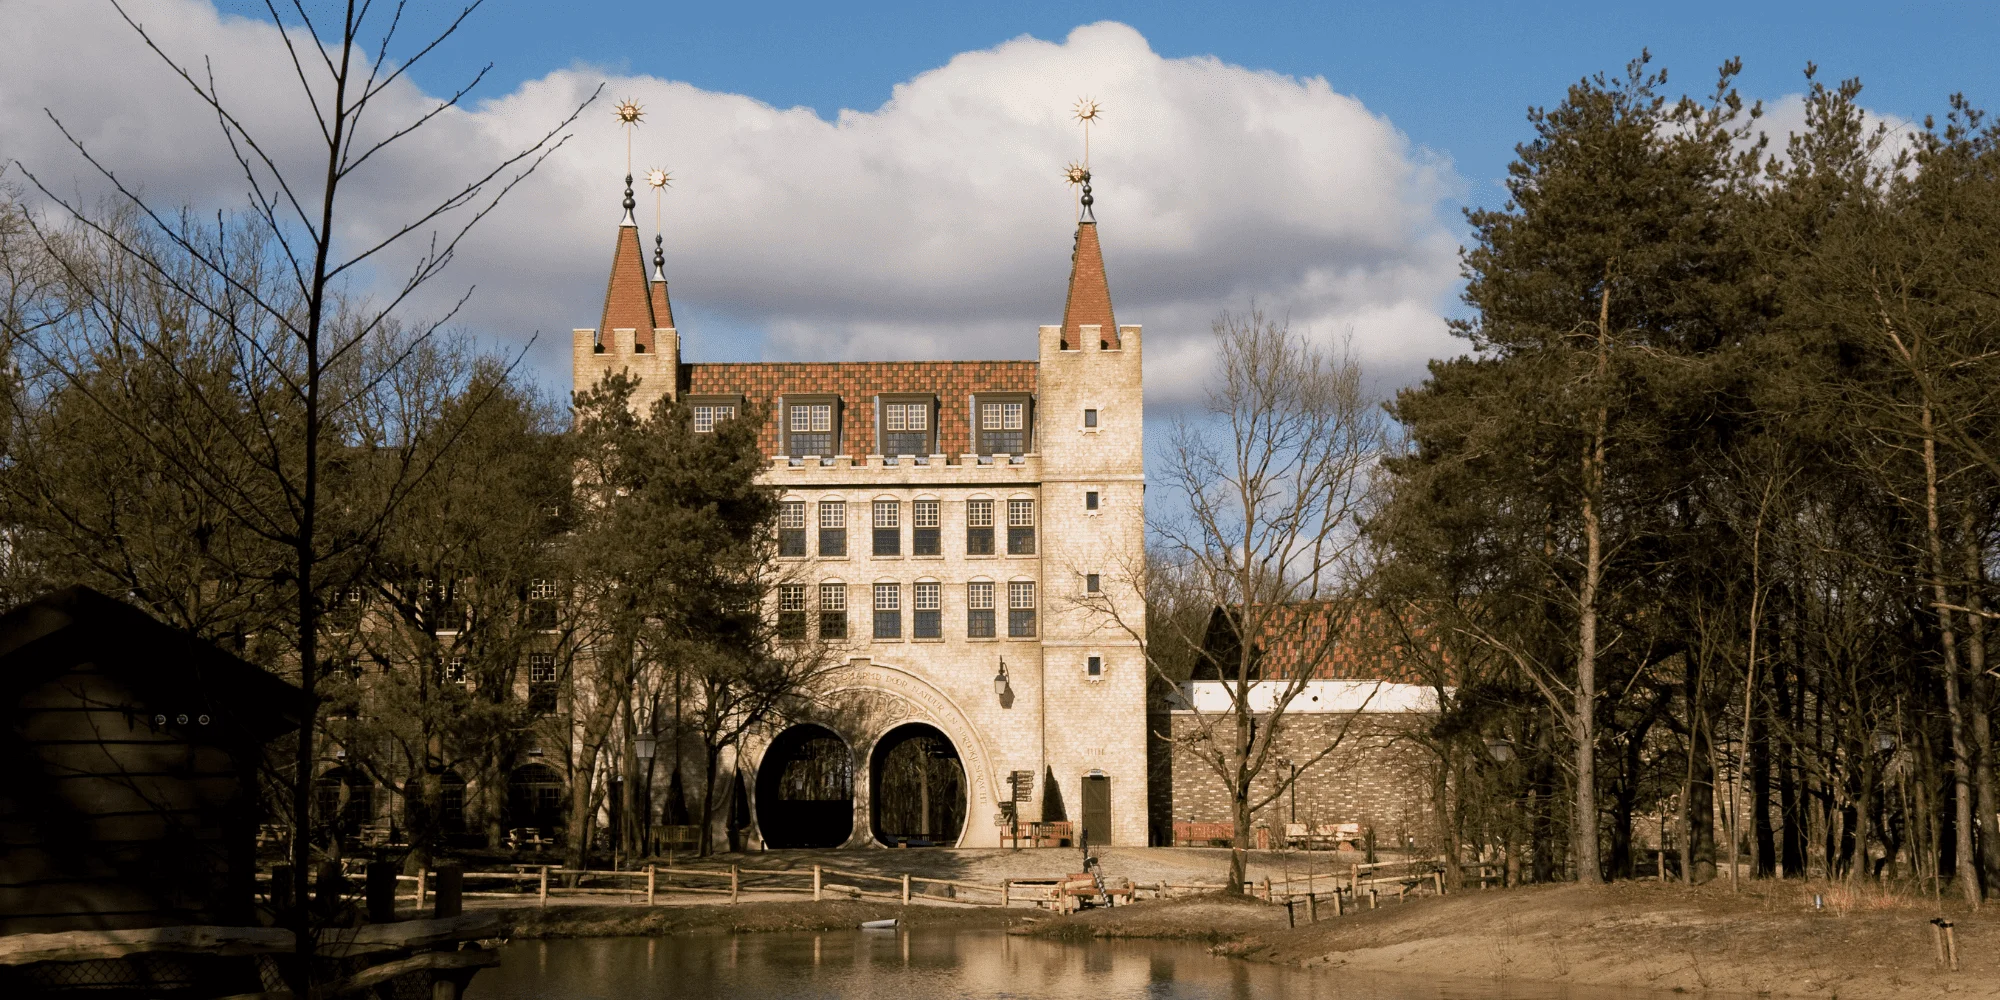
[878,395,936,456]
[975,394,1032,457]
[689,394,743,433]
[785,396,839,457]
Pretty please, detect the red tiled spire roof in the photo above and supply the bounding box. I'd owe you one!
[1060,219,1119,350]
[599,220,657,352]
[648,235,675,331]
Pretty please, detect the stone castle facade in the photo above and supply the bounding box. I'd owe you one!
[572,181,1147,848]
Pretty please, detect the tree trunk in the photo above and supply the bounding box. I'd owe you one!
[1775,656,1807,877]
[700,743,723,857]
[1963,530,1999,892]
[1750,698,1776,878]
[1920,406,1979,904]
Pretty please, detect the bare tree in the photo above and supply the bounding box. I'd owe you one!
[1104,309,1385,892]
[6,2,595,986]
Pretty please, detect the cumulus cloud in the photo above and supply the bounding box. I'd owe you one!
[2,0,1468,406]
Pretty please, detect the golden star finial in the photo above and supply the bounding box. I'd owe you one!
[1073,98,1104,124]
[1063,162,1090,186]
[614,99,645,125]
[645,167,671,190]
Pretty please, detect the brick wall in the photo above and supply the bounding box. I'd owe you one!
[1155,710,1436,847]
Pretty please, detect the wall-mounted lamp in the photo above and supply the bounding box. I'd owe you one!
[994,658,1011,699]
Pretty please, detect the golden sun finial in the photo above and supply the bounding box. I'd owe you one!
[614,99,645,125]
[1073,97,1104,125]
[1063,162,1090,186]
[644,167,671,190]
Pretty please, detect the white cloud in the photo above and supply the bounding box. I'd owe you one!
[1,0,1467,406]
[1751,92,1921,175]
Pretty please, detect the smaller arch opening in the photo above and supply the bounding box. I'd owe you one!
[869,723,966,847]
[507,763,566,838]
[756,725,854,849]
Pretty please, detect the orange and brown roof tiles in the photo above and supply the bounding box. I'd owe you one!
[1060,221,1118,351]
[684,360,1037,457]
[600,224,657,352]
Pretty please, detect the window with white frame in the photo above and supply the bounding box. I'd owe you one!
[967,581,996,638]
[977,396,1030,456]
[873,499,901,556]
[873,583,901,639]
[966,499,995,555]
[818,500,847,557]
[819,582,848,639]
[913,581,941,638]
[1007,499,1036,555]
[880,397,933,456]
[786,399,837,457]
[778,583,807,639]
[1008,581,1036,637]
[913,499,940,556]
[693,403,737,433]
[779,501,808,557]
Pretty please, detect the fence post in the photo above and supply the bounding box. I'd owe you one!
[416,867,427,910]
[647,865,656,906]
[1349,863,1359,897]
[1334,890,1343,917]
[433,865,463,919]
[1001,879,1010,908]
[1307,893,1318,923]
[538,866,548,907]
[1433,870,1444,895]
[813,865,822,902]
[902,873,911,904]
[365,861,398,923]
[731,865,740,904]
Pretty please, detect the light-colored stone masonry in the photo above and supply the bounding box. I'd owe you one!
[572,224,1148,848]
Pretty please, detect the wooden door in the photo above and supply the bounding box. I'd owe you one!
[1082,775,1111,848]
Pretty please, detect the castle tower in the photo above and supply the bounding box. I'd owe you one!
[573,175,677,413]
[1035,175,1147,847]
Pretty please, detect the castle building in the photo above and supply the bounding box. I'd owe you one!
[572,176,1147,848]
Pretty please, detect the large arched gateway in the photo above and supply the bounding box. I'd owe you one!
[869,723,966,846]
[756,724,855,849]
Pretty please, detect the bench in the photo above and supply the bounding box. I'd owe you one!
[1174,821,1235,847]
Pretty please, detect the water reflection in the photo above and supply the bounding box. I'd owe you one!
[466,931,1683,1000]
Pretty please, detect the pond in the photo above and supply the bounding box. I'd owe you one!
[465,931,1686,1000]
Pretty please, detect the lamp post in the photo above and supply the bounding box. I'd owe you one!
[635,729,657,859]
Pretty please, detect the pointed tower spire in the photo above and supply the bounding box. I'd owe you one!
[1061,98,1117,350]
[645,167,676,330]
[599,177,657,351]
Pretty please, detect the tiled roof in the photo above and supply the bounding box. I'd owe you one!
[1060,221,1119,351]
[1198,602,1447,685]
[600,224,657,352]
[683,361,1037,457]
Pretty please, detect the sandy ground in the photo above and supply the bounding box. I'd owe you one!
[1213,878,1995,999]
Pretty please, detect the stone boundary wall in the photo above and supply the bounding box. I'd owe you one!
[1151,710,1436,848]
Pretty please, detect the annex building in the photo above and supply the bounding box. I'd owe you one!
[572,176,1147,849]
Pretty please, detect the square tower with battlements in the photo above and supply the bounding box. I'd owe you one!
[573,171,1146,850]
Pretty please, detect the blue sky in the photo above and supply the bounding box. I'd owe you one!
[217,0,2000,220]
[13,1,1998,402]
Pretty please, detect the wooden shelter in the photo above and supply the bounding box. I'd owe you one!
[0,586,306,936]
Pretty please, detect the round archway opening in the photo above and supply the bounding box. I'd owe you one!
[869,723,966,847]
[756,725,854,849]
